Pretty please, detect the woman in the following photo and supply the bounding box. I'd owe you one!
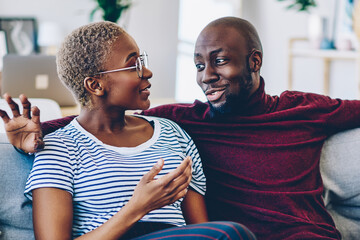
[20,21,256,239]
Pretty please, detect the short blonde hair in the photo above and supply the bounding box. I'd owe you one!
[56,21,125,107]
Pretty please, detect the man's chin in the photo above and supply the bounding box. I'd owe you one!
[208,101,230,117]
[208,94,249,117]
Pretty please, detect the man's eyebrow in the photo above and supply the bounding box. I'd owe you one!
[194,48,223,58]
[126,52,138,62]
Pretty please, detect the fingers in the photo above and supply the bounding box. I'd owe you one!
[0,109,10,123]
[31,106,41,124]
[155,157,192,201]
[3,93,21,118]
[160,156,192,185]
[19,94,32,119]
[142,158,164,182]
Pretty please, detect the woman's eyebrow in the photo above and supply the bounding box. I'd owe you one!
[126,52,138,62]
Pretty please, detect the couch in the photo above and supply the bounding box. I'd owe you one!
[1,128,360,240]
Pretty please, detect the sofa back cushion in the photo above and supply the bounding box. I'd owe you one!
[320,127,360,240]
[0,133,34,240]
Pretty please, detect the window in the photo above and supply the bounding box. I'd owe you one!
[175,0,242,102]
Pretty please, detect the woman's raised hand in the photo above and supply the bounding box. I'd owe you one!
[129,156,192,216]
[0,93,44,153]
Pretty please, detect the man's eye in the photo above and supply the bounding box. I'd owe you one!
[195,63,205,71]
[215,58,227,65]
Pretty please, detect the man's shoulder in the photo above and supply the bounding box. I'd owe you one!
[278,90,339,108]
[280,90,328,99]
[142,100,209,121]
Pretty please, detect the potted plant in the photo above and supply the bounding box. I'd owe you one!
[277,0,317,11]
[90,0,132,23]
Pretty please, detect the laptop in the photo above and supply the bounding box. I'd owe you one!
[1,54,77,106]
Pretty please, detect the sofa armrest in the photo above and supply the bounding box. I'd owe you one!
[0,133,34,239]
[320,127,360,240]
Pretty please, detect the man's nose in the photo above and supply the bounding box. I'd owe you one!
[201,65,219,84]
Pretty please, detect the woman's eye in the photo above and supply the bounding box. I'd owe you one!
[195,63,205,71]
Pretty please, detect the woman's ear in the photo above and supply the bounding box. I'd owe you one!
[84,77,104,96]
[249,49,262,72]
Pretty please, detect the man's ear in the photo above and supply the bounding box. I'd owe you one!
[249,49,262,72]
[84,77,104,96]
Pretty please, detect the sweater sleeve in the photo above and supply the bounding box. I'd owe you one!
[41,115,77,135]
[279,91,360,134]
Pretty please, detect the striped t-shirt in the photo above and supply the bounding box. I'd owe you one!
[24,115,206,238]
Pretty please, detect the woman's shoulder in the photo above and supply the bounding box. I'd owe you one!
[42,119,82,148]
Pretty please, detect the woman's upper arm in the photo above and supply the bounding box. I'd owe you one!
[32,188,73,240]
[181,189,208,224]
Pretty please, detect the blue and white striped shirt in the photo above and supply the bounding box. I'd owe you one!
[24,115,206,238]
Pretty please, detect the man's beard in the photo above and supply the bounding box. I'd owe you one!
[209,75,254,117]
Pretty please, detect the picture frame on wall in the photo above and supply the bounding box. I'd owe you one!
[0,30,8,70]
[0,17,39,55]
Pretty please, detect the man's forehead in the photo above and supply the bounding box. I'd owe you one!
[195,26,245,55]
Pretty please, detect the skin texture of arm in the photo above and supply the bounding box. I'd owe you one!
[181,189,209,224]
[32,157,192,240]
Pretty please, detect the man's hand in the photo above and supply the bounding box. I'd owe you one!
[0,93,44,153]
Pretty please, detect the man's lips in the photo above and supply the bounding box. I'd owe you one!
[205,88,226,102]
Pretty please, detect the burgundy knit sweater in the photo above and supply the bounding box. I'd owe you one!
[41,79,360,239]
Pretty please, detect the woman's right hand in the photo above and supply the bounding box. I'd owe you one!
[129,156,192,216]
[0,93,44,153]
[74,157,193,239]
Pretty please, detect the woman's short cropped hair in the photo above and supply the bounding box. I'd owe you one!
[56,21,125,107]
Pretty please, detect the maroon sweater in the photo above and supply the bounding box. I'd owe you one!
[42,79,360,239]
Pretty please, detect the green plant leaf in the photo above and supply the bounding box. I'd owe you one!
[277,0,317,12]
[92,0,132,23]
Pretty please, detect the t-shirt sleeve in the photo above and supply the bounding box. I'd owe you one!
[166,118,206,195]
[185,137,206,196]
[24,134,74,200]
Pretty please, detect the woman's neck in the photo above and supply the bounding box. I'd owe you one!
[76,107,154,148]
[77,107,127,134]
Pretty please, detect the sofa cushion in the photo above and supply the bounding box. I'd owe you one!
[320,127,360,240]
[0,133,34,240]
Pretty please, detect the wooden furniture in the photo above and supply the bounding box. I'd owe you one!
[288,38,360,96]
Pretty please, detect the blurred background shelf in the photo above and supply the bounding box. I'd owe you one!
[288,38,360,97]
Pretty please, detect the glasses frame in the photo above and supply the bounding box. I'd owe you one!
[94,51,148,78]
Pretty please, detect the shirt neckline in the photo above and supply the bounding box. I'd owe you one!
[71,115,161,155]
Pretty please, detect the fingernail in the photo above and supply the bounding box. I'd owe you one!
[155,158,162,167]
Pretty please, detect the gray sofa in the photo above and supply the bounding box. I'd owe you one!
[1,128,360,240]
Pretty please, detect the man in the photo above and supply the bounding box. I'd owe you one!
[2,17,360,239]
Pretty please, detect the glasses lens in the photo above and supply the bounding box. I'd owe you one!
[136,57,142,78]
[136,52,148,78]
[141,52,148,68]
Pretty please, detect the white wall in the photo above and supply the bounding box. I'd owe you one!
[0,0,179,100]
[242,0,358,100]
[1,0,358,101]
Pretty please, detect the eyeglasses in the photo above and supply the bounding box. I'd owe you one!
[95,51,148,78]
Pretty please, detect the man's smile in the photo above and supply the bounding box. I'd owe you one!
[205,87,226,102]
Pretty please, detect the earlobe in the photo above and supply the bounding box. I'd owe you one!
[249,50,262,72]
[84,77,104,96]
